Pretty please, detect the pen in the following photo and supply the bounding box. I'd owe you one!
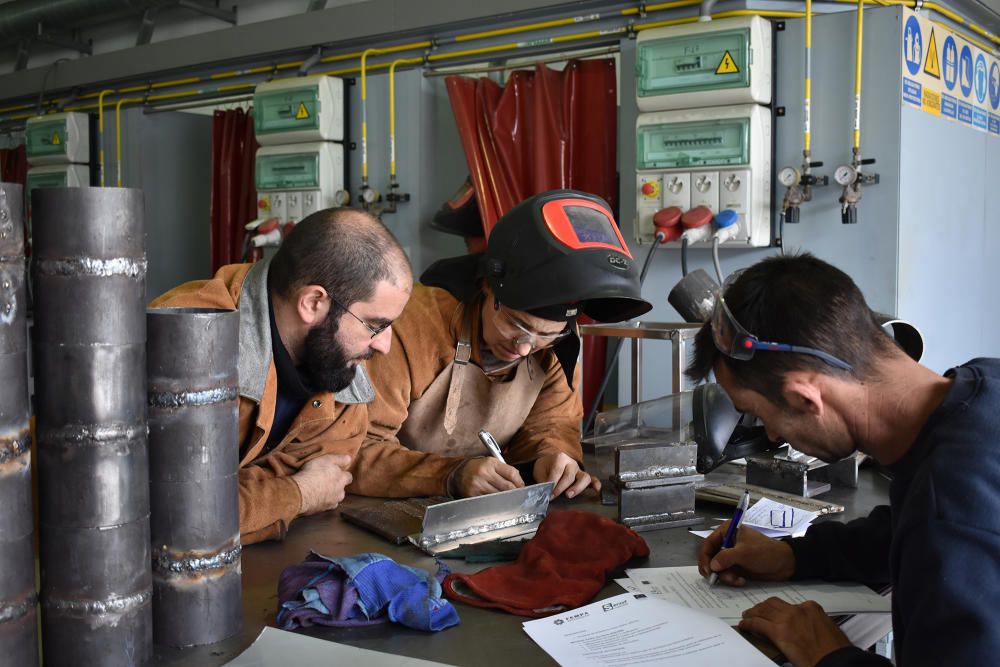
[477,430,506,464]
[708,489,751,586]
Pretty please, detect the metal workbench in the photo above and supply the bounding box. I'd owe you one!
[153,465,892,666]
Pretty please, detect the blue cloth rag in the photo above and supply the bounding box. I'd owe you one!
[277,551,459,632]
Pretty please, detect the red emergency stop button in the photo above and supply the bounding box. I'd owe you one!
[258,199,268,209]
[641,182,656,196]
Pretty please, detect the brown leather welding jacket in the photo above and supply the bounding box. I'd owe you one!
[150,258,373,544]
[349,283,583,498]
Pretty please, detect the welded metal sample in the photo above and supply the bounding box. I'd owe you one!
[615,440,703,531]
[147,307,241,647]
[0,183,38,666]
[32,187,151,666]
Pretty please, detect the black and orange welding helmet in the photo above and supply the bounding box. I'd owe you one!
[484,190,652,323]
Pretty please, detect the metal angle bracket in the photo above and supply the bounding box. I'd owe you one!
[409,482,554,556]
[615,440,699,487]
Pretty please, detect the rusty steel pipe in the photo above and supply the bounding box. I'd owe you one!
[0,183,38,667]
[32,187,151,666]
[147,307,241,647]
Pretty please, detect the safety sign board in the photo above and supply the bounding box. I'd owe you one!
[716,51,739,75]
[295,102,310,120]
[902,7,1000,137]
[51,133,61,145]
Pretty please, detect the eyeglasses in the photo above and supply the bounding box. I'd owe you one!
[711,271,854,372]
[329,295,392,339]
[496,307,571,349]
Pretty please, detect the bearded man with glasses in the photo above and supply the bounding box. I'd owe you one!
[348,190,651,500]
[152,208,412,544]
[687,253,1000,667]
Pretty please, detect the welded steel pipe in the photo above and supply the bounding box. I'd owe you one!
[147,307,242,647]
[32,187,151,666]
[0,183,38,667]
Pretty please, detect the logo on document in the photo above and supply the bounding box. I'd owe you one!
[602,600,629,612]
[554,610,590,625]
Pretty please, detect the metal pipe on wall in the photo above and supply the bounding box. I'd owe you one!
[147,307,242,648]
[0,183,38,667]
[32,187,152,666]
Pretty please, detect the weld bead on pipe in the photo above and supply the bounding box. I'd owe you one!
[148,307,242,647]
[0,182,39,667]
[31,187,152,667]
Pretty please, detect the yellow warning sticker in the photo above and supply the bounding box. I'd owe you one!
[922,88,941,115]
[716,51,740,75]
[295,102,310,120]
[924,28,941,79]
[51,133,61,145]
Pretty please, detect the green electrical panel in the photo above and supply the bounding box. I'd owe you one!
[26,120,69,159]
[256,152,321,190]
[26,170,68,190]
[637,117,749,169]
[637,29,751,98]
[254,87,321,135]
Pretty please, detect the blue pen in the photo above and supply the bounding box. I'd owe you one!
[708,490,751,586]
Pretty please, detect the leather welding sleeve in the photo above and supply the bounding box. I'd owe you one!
[504,357,584,466]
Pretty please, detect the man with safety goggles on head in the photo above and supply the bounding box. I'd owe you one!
[687,254,1000,667]
[348,190,651,501]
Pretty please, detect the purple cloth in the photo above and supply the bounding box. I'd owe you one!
[277,551,459,632]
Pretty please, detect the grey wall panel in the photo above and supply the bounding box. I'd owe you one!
[898,106,992,372]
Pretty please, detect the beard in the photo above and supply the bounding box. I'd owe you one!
[302,314,374,393]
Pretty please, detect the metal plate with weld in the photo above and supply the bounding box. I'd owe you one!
[614,440,700,489]
[409,482,554,556]
[619,484,702,532]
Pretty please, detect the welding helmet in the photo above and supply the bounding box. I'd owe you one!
[429,177,484,238]
[483,190,652,323]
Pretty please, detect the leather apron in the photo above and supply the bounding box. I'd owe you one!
[397,305,546,457]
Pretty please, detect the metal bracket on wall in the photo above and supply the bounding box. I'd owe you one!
[175,1,237,25]
[137,8,159,46]
[32,25,93,56]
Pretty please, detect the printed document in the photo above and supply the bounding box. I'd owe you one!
[523,593,774,667]
[625,566,891,621]
[742,498,818,538]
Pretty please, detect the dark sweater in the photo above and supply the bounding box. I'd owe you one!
[788,358,1000,666]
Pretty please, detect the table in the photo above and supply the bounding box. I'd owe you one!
[153,465,892,666]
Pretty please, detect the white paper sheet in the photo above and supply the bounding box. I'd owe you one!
[224,627,456,667]
[614,577,639,592]
[522,593,774,667]
[625,566,892,621]
[742,498,818,538]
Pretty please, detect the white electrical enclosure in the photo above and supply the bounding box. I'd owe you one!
[255,142,344,225]
[253,75,344,145]
[25,112,90,166]
[636,16,772,111]
[635,104,771,247]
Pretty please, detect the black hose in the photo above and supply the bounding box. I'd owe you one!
[681,236,689,276]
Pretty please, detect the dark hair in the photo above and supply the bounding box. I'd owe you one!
[686,253,895,403]
[269,207,411,306]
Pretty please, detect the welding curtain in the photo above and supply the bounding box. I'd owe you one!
[446,58,619,417]
[0,145,27,185]
[210,108,257,273]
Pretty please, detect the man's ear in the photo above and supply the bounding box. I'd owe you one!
[782,371,824,417]
[296,285,330,327]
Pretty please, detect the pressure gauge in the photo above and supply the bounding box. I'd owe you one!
[834,165,857,186]
[778,167,799,187]
[361,187,379,204]
[333,190,350,206]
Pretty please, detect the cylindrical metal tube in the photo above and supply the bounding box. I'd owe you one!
[0,182,38,667]
[32,187,151,667]
[148,307,241,647]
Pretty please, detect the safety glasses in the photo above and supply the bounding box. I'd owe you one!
[497,307,571,350]
[711,272,854,372]
[329,295,391,340]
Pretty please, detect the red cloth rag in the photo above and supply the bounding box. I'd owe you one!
[442,510,649,617]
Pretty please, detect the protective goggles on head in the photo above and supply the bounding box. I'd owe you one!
[711,271,854,372]
[497,306,572,349]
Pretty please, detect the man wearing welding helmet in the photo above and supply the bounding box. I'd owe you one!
[348,190,651,500]
[688,254,1000,667]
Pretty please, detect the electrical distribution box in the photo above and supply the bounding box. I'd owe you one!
[636,16,771,111]
[25,112,90,166]
[253,75,344,145]
[635,104,771,247]
[255,142,344,225]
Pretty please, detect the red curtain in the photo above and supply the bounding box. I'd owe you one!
[446,58,618,418]
[210,109,258,272]
[0,145,27,184]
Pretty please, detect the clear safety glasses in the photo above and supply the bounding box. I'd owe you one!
[711,272,854,372]
[497,307,571,350]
